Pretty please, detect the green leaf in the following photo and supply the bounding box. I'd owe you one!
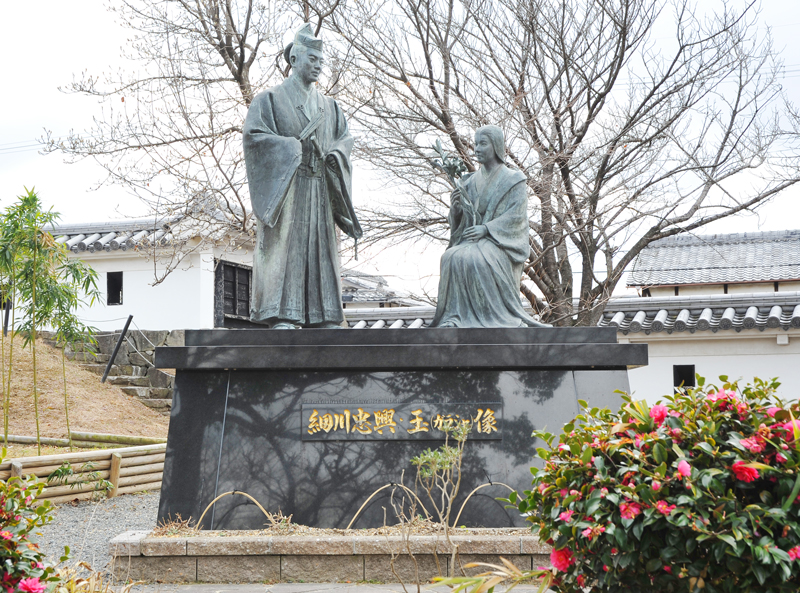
[653,443,666,464]
[695,441,714,456]
[672,443,685,458]
[718,534,737,548]
[581,447,593,465]
[646,557,662,572]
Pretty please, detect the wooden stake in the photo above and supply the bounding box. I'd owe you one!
[109,452,122,498]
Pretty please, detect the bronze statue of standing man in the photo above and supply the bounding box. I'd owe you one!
[243,24,361,329]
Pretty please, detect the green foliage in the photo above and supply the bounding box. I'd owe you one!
[0,188,100,452]
[46,462,113,498]
[0,448,68,590]
[516,376,800,592]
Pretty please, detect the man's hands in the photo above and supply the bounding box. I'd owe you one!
[334,213,355,235]
[463,225,488,242]
[326,154,338,169]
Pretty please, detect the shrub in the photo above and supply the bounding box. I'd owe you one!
[513,376,800,592]
[1,449,66,592]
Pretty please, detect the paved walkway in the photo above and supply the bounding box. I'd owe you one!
[131,584,547,593]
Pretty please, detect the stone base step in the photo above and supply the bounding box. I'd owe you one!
[107,376,150,387]
[79,363,137,377]
[138,398,172,411]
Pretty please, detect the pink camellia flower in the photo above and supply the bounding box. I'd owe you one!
[559,510,575,522]
[736,402,748,415]
[581,525,605,541]
[651,480,661,492]
[789,546,800,560]
[18,578,46,593]
[550,548,575,572]
[767,407,781,417]
[655,500,676,515]
[634,435,643,448]
[0,531,12,540]
[600,488,608,498]
[560,489,569,497]
[558,443,569,452]
[732,461,760,482]
[603,565,609,572]
[783,420,800,436]
[650,404,668,425]
[782,443,790,450]
[740,436,765,454]
[663,566,673,574]
[777,453,788,464]
[538,483,548,494]
[620,501,643,519]
[677,460,692,479]
[576,574,586,587]
[24,496,32,505]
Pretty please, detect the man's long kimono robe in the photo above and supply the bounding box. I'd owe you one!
[243,76,361,326]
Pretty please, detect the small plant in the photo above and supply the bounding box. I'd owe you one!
[513,376,800,592]
[411,420,471,535]
[152,514,196,537]
[435,558,553,593]
[265,509,294,532]
[54,561,139,593]
[47,461,113,499]
[0,448,67,591]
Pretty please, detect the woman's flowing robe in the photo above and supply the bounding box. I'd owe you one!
[431,165,545,328]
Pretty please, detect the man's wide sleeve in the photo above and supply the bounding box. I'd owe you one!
[243,92,302,227]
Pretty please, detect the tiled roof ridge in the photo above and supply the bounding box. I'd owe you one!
[649,229,800,247]
[599,292,800,334]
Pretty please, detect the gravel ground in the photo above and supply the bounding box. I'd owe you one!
[37,491,160,571]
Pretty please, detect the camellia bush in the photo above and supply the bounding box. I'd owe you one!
[513,376,800,592]
[0,450,65,592]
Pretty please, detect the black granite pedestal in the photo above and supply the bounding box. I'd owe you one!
[154,328,646,530]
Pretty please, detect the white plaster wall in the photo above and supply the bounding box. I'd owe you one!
[624,331,800,404]
[70,251,214,332]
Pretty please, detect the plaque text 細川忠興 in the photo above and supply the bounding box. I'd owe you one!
[300,402,502,441]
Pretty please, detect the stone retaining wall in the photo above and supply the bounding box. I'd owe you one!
[110,531,552,584]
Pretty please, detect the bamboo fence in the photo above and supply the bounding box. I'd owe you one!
[0,443,166,504]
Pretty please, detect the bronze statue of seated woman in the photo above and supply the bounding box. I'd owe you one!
[431,125,550,329]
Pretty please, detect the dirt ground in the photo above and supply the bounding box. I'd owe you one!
[0,334,169,449]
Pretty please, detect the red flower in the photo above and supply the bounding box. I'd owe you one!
[676,460,692,479]
[18,579,46,593]
[732,461,759,482]
[767,407,781,417]
[663,566,673,574]
[789,546,800,560]
[777,453,788,464]
[550,548,575,572]
[655,500,676,515]
[576,574,586,586]
[740,436,765,453]
[651,480,661,491]
[620,501,642,519]
[650,404,668,425]
[559,510,575,522]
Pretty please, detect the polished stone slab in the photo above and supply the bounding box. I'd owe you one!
[156,328,645,530]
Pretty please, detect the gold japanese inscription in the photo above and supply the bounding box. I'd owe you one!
[306,406,499,437]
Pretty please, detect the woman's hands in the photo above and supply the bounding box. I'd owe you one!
[451,188,462,213]
[463,225,488,242]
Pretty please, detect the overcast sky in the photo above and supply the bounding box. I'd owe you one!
[2,1,799,297]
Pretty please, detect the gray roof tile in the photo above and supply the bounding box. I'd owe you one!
[628,230,800,286]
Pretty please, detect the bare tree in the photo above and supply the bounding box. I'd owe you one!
[315,0,800,325]
[41,0,341,281]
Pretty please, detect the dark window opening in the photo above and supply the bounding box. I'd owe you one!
[673,364,695,391]
[674,286,680,296]
[214,261,252,327]
[379,302,385,308]
[723,283,728,294]
[107,272,123,306]
[775,282,779,292]
[642,288,651,297]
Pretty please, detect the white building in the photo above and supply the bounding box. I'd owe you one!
[50,216,419,332]
[602,231,800,403]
